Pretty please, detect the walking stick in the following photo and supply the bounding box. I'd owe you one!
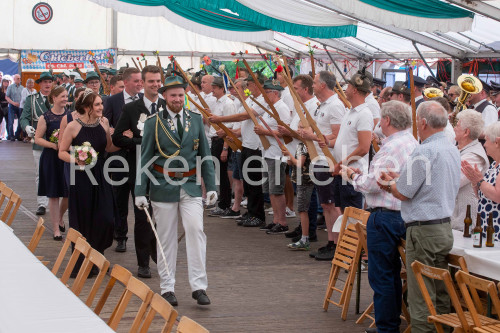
[143,208,171,277]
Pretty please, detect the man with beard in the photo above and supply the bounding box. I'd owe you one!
[135,76,217,307]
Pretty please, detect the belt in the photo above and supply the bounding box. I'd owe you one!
[406,217,450,228]
[153,164,196,178]
[366,207,400,213]
[211,136,223,141]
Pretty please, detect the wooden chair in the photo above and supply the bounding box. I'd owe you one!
[1,191,22,226]
[323,207,370,320]
[139,293,179,333]
[94,264,132,315]
[0,183,12,208]
[60,237,92,286]
[176,316,209,333]
[27,217,45,253]
[71,248,110,308]
[106,276,154,331]
[412,260,499,333]
[455,271,500,331]
[51,228,85,276]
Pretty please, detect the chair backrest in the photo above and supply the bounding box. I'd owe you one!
[447,254,469,273]
[338,207,371,240]
[0,184,12,208]
[354,222,367,254]
[139,293,178,333]
[94,264,133,315]
[71,248,110,308]
[1,191,22,226]
[455,270,500,326]
[60,237,92,285]
[176,316,209,333]
[51,228,85,276]
[107,276,154,331]
[411,260,470,331]
[27,218,45,253]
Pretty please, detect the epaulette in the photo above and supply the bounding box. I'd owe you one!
[147,113,157,120]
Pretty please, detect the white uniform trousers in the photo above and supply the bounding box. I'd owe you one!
[152,188,207,294]
[33,150,48,208]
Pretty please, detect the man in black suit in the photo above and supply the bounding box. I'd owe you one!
[104,67,143,254]
[112,65,162,278]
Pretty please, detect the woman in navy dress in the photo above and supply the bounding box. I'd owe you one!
[34,86,68,240]
[58,88,119,253]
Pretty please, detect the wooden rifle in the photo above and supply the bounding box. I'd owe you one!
[73,64,86,80]
[92,61,110,95]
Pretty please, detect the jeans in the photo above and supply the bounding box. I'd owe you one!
[7,104,21,139]
[367,210,406,333]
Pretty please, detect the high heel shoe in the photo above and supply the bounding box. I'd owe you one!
[53,235,63,241]
[59,224,66,232]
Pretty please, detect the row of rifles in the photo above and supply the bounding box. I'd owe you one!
[463,205,495,248]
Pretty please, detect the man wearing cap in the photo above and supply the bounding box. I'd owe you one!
[390,82,411,105]
[490,81,500,114]
[468,80,497,127]
[20,71,53,216]
[371,77,386,97]
[84,71,101,95]
[406,76,427,108]
[74,76,84,89]
[66,72,76,103]
[206,77,237,217]
[135,75,217,307]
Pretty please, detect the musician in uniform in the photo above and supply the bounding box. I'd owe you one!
[19,71,53,216]
[135,76,217,307]
[469,80,497,128]
[490,81,500,114]
[405,76,426,108]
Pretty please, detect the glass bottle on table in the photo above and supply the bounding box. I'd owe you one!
[473,213,482,248]
[486,213,494,247]
[463,205,472,238]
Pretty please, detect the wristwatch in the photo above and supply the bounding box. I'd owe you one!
[477,179,485,188]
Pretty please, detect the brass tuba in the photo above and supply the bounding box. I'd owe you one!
[424,87,444,99]
[450,74,482,126]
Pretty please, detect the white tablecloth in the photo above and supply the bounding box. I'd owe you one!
[0,221,114,333]
[451,229,500,281]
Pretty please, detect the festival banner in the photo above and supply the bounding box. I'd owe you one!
[21,48,116,71]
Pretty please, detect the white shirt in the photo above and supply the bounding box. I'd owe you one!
[365,92,381,121]
[20,88,37,109]
[208,94,236,137]
[333,102,374,172]
[314,94,345,165]
[262,99,292,160]
[123,90,138,105]
[201,92,216,142]
[166,107,183,131]
[241,94,267,150]
[281,86,294,116]
[444,120,456,145]
[285,96,319,159]
[143,96,159,115]
[474,99,498,127]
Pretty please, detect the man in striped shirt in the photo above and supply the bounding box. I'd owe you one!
[340,101,418,333]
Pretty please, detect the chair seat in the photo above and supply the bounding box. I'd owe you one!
[430,312,500,328]
[474,324,500,333]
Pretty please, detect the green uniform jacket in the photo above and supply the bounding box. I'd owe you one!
[20,92,50,151]
[135,108,216,202]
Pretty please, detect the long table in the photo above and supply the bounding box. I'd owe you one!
[450,229,500,281]
[0,221,114,333]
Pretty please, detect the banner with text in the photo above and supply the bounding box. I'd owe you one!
[21,49,116,71]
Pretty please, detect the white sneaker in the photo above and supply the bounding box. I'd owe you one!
[268,208,274,215]
[286,207,296,218]
[240,198,248,207]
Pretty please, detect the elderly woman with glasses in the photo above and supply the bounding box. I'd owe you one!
[451,110,489,231]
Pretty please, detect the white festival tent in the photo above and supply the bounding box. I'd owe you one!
[1,0,500,82]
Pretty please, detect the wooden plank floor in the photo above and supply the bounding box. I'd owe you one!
[0,141,378,332]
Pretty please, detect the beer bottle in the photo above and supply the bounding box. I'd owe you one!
[463,205,472,238]
[473,213,482,248]
[486,213,495,247]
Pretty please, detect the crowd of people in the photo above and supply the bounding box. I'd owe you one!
[6,61,500,325]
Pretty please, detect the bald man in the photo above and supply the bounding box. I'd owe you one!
[5,74,24,141]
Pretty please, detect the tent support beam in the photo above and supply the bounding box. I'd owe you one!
[323,46,348,82]
[305,0,465,59]
[445,0,500,23]
[310,38,368,59]
[353,37,402,61]
[413,42,437,79]
[451,59,462,83]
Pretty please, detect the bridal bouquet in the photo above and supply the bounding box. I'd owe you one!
[73,141,98,170]
[49,129,60,143]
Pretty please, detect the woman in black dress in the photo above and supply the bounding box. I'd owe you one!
[58,89,118,253]
[34,86,68,240]
[0,79,9,140]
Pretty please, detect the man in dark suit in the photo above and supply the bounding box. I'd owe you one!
[104,67,143,254]
[112,65,162,278]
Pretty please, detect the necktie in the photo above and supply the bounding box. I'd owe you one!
[44,96,50,110]
[151,102,156,114]
[176,114,183,139]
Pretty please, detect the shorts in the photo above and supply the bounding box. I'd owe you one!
[232,151,242,180]
[312,165,335,205]
[227,151,234,171]
[333,175,363,209]
[262,158,286,195]
[297,183,315,212]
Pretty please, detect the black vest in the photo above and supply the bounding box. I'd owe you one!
[474,100,494,113]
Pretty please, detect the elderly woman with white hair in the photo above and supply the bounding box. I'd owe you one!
[463,121,500,242]
[451,110,489,231]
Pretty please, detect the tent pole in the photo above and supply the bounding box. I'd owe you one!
[412,41,436,79]
[256,47,274,72]
[323,45,348,83]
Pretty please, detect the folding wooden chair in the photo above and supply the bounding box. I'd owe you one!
[51,228,84,276]
[27,217,45,253]
[139,293,179,333]
[60,237,92,286]
[94,264,132,316]
[71,248,110,308]
[176,316,209,333]
[412,260,499,333]
[455,271,500,331]
[323,207,370,320]
[0,183,11,208]
[1,191,22,226]
[106,275,154,331]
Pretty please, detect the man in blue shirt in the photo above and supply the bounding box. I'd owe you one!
[5,74,24,141]
[380,101,460,333]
